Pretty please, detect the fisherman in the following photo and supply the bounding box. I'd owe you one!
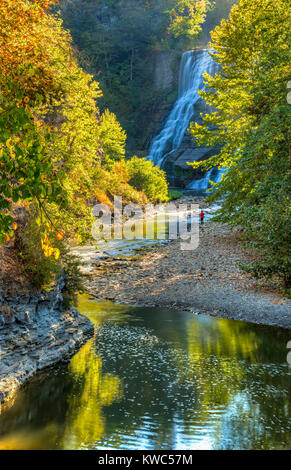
[200,210,205,224]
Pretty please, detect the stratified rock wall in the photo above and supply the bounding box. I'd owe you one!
[0,277,94,405]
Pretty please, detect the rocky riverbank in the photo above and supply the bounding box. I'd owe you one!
[0,273,94,406]
[85,205,291,329]
[1,197,290,407]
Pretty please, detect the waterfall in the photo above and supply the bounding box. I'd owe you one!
[186,167,224,191]
[148,49,218,168]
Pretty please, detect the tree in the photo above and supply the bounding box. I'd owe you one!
[58,0,214,147]
[0,0,67,248]
[99,110,127,167]
[188,0,291,288]
[0,0,172,292]
[168,0,211,39]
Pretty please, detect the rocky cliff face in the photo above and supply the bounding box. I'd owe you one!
[154,50,177,91]
[136,49,180,154]
[0,276,94,405]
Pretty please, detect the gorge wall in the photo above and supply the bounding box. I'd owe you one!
[139,50,180,155]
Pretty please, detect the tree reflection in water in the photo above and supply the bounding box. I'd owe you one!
[0,296,290,450]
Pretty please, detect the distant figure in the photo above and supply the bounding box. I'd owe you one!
[200,210,205,224]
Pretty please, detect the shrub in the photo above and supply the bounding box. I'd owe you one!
[15,210,86,306]
[168,189,182,200]
[16,216,61,289]
[126,157,169,203]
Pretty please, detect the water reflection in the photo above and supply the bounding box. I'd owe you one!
[72,208,207,272]
[0,296,290,450]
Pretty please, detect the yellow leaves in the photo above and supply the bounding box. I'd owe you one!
[54,247,60,260]
[43,246,54,258]
[40,226,63,260]
[5,138,12,148]
[41,241,60,260]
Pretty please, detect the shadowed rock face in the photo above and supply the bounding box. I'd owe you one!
[0,276,94,405]
[148,49,221,188]
[154,50,177,91]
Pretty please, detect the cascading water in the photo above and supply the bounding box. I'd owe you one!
[148,49,216,167]
[148,49,223,190]
[186,167,224,191]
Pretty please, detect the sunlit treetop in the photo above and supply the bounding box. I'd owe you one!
[0,0,61,105]
[168,0,213,38]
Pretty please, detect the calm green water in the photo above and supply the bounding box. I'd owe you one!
[0,295,290,450]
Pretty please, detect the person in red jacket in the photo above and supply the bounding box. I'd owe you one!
[200,210,205,224]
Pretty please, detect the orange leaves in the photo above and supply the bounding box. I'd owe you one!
[112,161,130,183]
[41,236,53,257]
[4,221,18,244]
[56,230,64,241]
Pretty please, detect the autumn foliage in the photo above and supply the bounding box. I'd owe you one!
[0,0,66,253]
[0,1,61,103]
[0,0,169,289]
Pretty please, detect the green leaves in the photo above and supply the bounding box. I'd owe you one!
[99,110,127,167]
[126,157,169,203]
[168,0,209,39]
[188,0,291,288]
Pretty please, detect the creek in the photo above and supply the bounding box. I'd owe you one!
[0,294,290,450]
